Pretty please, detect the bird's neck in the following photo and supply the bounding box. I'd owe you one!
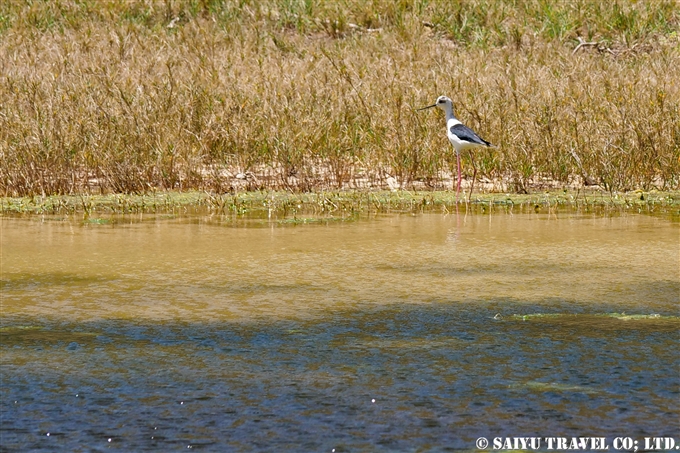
[443,105,456,122]
[446,110,461,128]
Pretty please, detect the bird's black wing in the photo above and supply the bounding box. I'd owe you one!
[450,124,492,146]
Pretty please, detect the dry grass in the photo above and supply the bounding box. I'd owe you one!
[1,0,678,196]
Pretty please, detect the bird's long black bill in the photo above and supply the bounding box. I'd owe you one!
[417,104,437,111]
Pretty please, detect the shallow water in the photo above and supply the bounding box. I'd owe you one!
[1,211,679,451]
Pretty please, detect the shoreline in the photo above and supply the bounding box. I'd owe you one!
[2,189,678,218]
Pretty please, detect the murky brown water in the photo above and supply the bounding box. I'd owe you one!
[1,211,679,451]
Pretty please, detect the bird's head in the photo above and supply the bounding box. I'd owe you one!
[418,96,453,113]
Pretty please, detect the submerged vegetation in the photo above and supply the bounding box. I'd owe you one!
[0,0,679,197]
[503,313,680,332]
[2,189,677,220]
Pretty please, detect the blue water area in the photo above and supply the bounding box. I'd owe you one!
[1,301,678,451]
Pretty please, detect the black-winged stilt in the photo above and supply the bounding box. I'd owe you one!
[419,96,495,200]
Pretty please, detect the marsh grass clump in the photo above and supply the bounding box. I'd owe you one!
[0,0,678,197]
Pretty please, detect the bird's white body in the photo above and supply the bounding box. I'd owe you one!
[435,97,491,154]
[446,118,469,154]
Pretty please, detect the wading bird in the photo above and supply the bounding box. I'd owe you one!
[418,96,495,201]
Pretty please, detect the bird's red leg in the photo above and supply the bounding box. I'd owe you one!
[456,152,462,201]
[468,154,477,203]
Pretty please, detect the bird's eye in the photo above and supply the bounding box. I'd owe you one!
[438,99,444,103]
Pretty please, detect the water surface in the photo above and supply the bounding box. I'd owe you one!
[1,211,678,451]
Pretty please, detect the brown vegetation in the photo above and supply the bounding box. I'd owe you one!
[1,0,678,196]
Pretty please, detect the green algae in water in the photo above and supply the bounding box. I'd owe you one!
[0,325,43,332]
[501,313,680,333]
[510,381,601,395]
[507,313,680,321]
[0,327,98,346]
[83,217,111,225]
[2,189,679,216]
